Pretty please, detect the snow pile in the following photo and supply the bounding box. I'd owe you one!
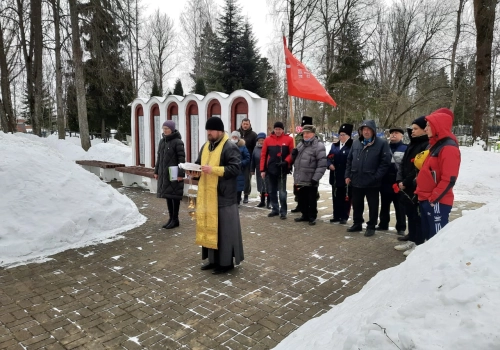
[275,199,500,350]
[81,142,133,166]
[0,132,146,267]
[454,147,500,204]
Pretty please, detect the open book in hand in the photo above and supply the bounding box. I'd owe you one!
[178,163,202,172]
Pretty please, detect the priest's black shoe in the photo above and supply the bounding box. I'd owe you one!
[330,218,340,223]
[162,219,172,229]
[165,219,179,229]
[347,224,363,232]
[294,216,309,222]
[200,263,217,270]
[268,212,279,217]
[339,219,347,224]
[212,264,234,274]
[375,225,388,231]
[290,207,301,213]
[280,215,287,220]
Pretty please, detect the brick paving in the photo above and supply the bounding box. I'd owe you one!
[0,179,478,349]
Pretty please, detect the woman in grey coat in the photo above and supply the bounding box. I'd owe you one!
[292,125,327,225]
[154,120,185,229]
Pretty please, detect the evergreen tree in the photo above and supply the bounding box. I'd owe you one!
[453,59,476,125]
[327,19,371,123]
[80,0,134,135]
[209,0,244,94]
[173,79,184,96]
[194,77,207,95]
[237,22,260,93]
[191,22,216,86]
[151,80,162,97]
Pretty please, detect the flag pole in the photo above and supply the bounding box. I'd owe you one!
[283,34,296,147]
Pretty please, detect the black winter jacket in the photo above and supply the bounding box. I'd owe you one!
[345,120,391,188]
[196,138,241,207]
[238,127,258,157]
[154,131,186,200]
[396,134,429,197]
[327,138,353,186]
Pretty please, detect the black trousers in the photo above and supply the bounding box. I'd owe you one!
[166,198,180,220]
[379,189,406,231]
[352,187,379,228]
[332,185,352,220]
[297,185,318,220]
[243,166,252,196]
[400,196,424,244]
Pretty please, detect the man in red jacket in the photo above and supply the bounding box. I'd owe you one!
[415,108,461,241]
[260,122,294,219]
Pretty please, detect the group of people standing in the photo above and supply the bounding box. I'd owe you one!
[153,107,461,274]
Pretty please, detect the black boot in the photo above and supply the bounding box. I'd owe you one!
[165,218,179,229]
[256,193,266,207]
[162,218,172,229]
[243,195,249,203]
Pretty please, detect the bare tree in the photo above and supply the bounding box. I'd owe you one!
[142,10,178,95]
[69,0,90,150]
[180,0,218,83]
[368,0,450,127]
[473,0,498,139]
[450,0,467,113]
[0,2,18,133]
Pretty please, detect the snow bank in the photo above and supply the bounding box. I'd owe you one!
[81,142,133,166]
[0,132,146,267]
[454,147,500,204]
[275,199,500,350]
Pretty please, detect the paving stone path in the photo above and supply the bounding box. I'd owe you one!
[0,179,479,349]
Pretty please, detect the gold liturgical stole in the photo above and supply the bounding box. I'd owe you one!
[195,134,228,249]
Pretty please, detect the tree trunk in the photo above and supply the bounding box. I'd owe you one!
[473,0,497,140]
[0,22,16,133]
[32,0,43,136]
[69,0,91,151]
[17,0,35,134]
[51,0,65,139]
[450,0,466,113]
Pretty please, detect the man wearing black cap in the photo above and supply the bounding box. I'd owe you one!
[376,127,407,235]
[186,117,244,274]
[291,116,313,213]
[327,123,353,224]
[260,121,294,219]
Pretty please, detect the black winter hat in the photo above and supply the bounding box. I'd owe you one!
[389,127,405,134]
[273,121,284,130]
[205,117,224,131]
[412,116,427,130]
[339,123,353,136]
[301,116,313,126]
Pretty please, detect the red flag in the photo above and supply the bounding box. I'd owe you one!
[283,37,337,107]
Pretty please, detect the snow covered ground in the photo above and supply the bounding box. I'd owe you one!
[0,132,145,267]
[276,145,500,349]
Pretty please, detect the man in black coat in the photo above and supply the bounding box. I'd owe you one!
[154,120,185,229]
[238,118,257,203]
[345,120,391,237]
[394,116,429,254]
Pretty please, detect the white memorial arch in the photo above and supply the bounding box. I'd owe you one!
[130,90,268,167]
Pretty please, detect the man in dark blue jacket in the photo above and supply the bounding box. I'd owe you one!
[327,123,353,224]
[377,127,407,234]
[345,120,391,237]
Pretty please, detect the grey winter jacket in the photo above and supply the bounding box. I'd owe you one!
[154,131,186,200]
[292,137,327,186]
[345,120,391,188]
[195,138,241,207]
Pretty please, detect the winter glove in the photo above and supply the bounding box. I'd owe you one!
[311,179,318,187]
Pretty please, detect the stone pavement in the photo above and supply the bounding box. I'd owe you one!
[0,179,479,350]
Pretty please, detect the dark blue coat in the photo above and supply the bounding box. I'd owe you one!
[327,138,353,187]
[236,139,250,191]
